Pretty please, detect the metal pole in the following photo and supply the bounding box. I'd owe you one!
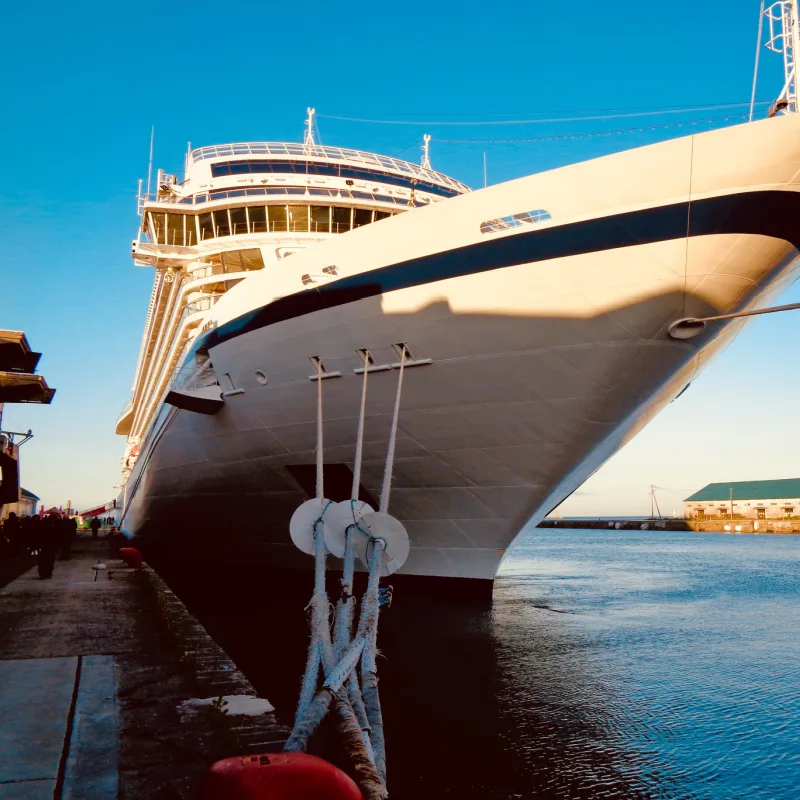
[730,488,734,519]
[750,0,766,121]
[792,0,800,111]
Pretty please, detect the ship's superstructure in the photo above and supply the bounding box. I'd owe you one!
[117,111,468,483]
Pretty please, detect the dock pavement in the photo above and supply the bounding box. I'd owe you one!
[0,538,286,799]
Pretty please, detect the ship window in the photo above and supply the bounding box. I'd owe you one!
[288,205,309,232]
[240,248,264,270]
[150,212,166,244]
[220,249,264,272]
[374,211,391,221]
[332,206,351,233]
[199,212,214,241]
[185,215,198,246]
[353,208,372,228]
[213,209,231,237]
[209,159,461,199]
[248,206,267,233]
[480,208,552,234]
[310,205,331,233]
[166,214,184,246]
[230,207,248,235]
[269,205,288,232]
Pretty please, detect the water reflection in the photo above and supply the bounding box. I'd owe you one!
[155,529,800,799]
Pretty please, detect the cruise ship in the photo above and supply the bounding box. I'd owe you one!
[117,9,800,595]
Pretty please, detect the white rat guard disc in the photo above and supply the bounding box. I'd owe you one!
[323,499,375,558]
[353,511,410,576]
[289,497,332,555]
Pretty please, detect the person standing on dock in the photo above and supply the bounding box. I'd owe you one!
[36,514,60,579]
[3,512,21,557]
[90,516,101,538]
[59,515,76,560]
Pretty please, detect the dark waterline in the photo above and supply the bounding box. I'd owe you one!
[158,529,800,798]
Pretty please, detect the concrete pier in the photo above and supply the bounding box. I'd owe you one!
[0,539,286,798]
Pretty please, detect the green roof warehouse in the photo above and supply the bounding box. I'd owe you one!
[684,479,800,521]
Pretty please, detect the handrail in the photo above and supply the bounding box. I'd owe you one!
[140,186,432,208]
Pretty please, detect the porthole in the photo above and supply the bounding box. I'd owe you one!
[255,370,268,385]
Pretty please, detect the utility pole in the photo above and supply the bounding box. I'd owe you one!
[729,487,734,519]
[649,485,662,519]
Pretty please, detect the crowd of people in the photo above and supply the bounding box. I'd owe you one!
[0,512,97,579]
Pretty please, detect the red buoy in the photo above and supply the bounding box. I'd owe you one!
[195,752,362,799]
[118,547,142,569]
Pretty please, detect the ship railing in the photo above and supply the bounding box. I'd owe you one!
[140,187,432,208]
[177,295,219,325]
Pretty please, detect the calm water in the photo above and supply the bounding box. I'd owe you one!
[167,529,800,798]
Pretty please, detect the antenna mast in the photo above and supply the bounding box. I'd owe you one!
[764,0,800,114]
[304,107,316,148]
[421,134,432,170]
[146,126,154,198]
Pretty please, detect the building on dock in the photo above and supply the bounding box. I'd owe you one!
[684,479,800,520]
[0,488,40,521]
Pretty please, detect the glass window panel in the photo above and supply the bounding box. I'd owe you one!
[230,207,247,235]
[310,206,330,233]
[166,214,184,246]
[332,207,351,234]
[199,213,214,240]
[353,208,373,228]
[185,215,198,246]
[213,209,231,237]
[240,248,264,270]
[229,163,250,174]
[268,205,288,232]
[288,205,309,232]
[221,251,242,272]
[212,163,231,176]
[247,206,267,233]
[151,212,166,244]
[374,211,391,221]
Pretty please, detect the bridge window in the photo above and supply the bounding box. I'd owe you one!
[150,203,397,244]
[288,205,309,232]
[269,205,288,232]
[185,215,198,246]
[332,206,351,233]
[480,208,552,234]
[311,205,331,233]
[150,212,165,244]
[166,214,183,246]
[248,206,267,233]
[230,207,248,235]
[199,213,214,241]
[353,208,372,228]
[213,209,231,237]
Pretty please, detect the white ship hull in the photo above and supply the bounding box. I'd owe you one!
[122,116,800,585]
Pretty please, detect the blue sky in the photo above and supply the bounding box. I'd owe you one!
[1,0,795,514]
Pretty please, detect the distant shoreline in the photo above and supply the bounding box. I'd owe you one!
[539,518,800,534]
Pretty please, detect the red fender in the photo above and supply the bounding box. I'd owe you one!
[195,752,362,799]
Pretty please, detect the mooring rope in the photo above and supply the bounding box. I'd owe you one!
[379,345,407,514]
[285,349,397,799]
